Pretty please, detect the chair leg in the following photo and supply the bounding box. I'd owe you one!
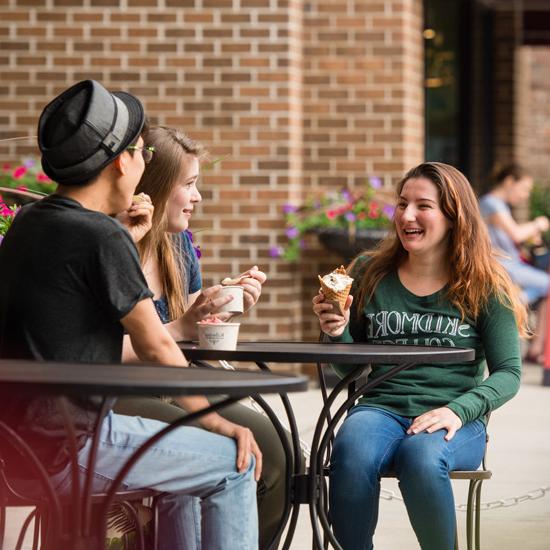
[32,508,41,550]
[474,481,484,550]
[0,501,5,549]
[465,480,477,550]
[322,476,330,550]
[151,495,161,550]
[454,521,459,550]
[15,508,38,550]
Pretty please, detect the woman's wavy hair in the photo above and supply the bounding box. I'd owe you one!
[352,162,529,335]
[135,126,207,321]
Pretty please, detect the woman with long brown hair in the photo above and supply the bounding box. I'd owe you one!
[313,162,526,550]
[116,125,291,550]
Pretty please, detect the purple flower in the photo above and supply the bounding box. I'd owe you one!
[269,246,283,258]
[382,205,395,219]
[283,204,298,214]
[23,158,35,168]
[341,189,352,202]
[286,226,299,239]
[184,230,201,258]
[345,212,356,222]
[0,235,3,246]
[369,176,382,189]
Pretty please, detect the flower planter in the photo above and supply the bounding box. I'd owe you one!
[316,227,390,262]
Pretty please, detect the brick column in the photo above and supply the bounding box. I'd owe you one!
[492,7,525,167]
[299,0,424,339]
[525,46,550,188]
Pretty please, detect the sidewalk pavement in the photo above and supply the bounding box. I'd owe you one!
[4,363,550,549]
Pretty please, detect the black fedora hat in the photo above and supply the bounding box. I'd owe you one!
[38,80,145,186]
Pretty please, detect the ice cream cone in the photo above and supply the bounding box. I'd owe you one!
[318,276,352,314]
[318,265,353,315]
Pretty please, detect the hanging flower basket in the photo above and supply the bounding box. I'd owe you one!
[270,177,395,262]
[315,227,390,262]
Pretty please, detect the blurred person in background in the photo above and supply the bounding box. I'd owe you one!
[479,163,549,363]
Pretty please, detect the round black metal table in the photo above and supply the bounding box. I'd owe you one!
[0,359,308,550]
[178,340,476,550]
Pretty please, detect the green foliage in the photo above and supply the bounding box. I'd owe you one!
[529,183,550,219]
[529,183,550,242]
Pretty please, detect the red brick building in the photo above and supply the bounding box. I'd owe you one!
[1,0,549,345]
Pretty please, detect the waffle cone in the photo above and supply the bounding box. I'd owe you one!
[318,276,352,314]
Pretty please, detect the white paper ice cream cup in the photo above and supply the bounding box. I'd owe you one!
[215,285,244,314]
[197,322,241,350]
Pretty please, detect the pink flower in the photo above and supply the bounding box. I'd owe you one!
[326,209,337,220]
[13,166,27,179]
[368,202,380,219]
[335,205,348,216]
[2,163,11,172]
[36,172,51,183]
[16,185,28,192]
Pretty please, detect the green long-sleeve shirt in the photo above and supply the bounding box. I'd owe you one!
[330,266,521,425]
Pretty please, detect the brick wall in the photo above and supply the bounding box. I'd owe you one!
[0,0,423,345]
[525,46,550,188]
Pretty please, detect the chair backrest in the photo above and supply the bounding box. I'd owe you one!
[0,187,45,207]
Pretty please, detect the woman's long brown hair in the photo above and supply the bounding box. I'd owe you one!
[135,126,206,321]
[353,162,529,336]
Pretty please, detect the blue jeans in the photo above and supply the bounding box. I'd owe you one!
[53,411,258,550]
[329,406,486,550]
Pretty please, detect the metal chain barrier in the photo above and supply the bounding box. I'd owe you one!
[380,485,550,511]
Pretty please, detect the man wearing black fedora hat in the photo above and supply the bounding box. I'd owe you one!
[0,80,259,549]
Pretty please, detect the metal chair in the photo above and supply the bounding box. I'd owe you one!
[0,186,46,206]
[316,361,492,550]
[0,436,162,550]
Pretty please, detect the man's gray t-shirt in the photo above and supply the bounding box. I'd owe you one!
[479,194,520,261]
[0,195,153,473]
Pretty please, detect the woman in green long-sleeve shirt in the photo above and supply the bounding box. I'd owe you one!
[313,162,528,550]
